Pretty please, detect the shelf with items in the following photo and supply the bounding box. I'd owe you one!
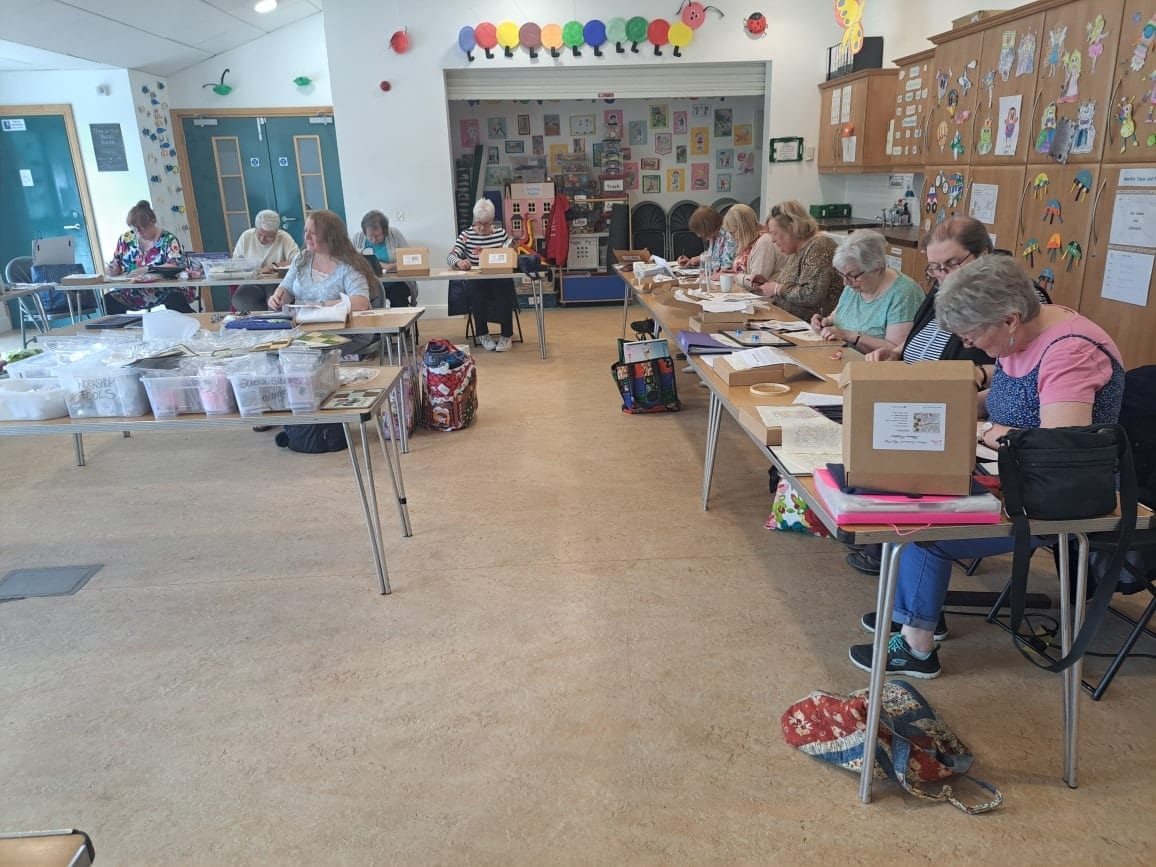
[559,194,632,304]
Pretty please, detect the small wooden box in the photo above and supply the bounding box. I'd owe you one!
[714,357,789,387]
[479,247,517,273]
[395,247,430,277]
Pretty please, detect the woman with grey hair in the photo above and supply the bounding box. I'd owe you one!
[352,209,417,308]
[848,254,1125,680]
[230,210,300,311]
[448,198,516,351]
[811,229,923,354]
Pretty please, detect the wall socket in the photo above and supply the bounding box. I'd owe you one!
[804,146,816,162]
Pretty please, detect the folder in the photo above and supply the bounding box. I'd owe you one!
[677,330,735,355]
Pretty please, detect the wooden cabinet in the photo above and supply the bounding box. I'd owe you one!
[1103,1,1156,162]
[816,69,898,173]
[1076,163,1156,366]
[917,163,972,238]
[925,28,986,166]
[965,165,1028,252]
[1027,0,1126,166]
[890,49,936,168]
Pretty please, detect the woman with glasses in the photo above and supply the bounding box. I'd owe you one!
[722,204,791,290]
[761,200,843,321]
[810,230,924,353]
[103,200,193,313]
[448,199,516,352]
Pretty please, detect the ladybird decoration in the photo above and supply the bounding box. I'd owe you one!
[389,27,410,54]
[744,12,767,38]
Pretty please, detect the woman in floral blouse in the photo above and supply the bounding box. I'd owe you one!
[103,200,193,313]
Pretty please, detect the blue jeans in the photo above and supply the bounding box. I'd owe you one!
[893,536,1046,631]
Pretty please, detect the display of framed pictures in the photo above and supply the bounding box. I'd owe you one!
[543,114,561,136]
[628,120,648,145]
[487,146,499,165]
[570,114,596,136]
[649,103,668,129]
[641,174,661,194]
[517,114,531,135]
[640,156,660,170]
[714,108,733,138]
[717,173,732,192]
[505,139,525,154]
[487,117,507,139]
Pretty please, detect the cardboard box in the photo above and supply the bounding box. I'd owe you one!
[612,248,651,266]
[479,247,516,273]
[395,247,430,277]
[689,315,748,332]
[839,360,976,495]
[714,356,789,387]
[952,10,1001,28]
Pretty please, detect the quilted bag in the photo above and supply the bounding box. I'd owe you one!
[611,357,680,414]
[421,339,477,432]
[781,680,1002,814]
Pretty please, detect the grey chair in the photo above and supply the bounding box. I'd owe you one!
[4,256,50,347]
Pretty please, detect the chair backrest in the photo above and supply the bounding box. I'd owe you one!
[711,197,738,219]
[1122,365,1156,503]
[630,201,668,260]
[5,256,34,284]
[667,200,704,261]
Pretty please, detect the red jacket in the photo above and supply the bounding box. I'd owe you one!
[544,192,570,266]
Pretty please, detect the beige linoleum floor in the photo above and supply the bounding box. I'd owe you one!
[1,306,1154,866]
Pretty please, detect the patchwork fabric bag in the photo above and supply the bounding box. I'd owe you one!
[782,680,1002,814]
[611,356,680,414]
[421,339,477,432]
[765,474,830,537]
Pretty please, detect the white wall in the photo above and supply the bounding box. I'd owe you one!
[0,68,149,265]
[166,14,332,109]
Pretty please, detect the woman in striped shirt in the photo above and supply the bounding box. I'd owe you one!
[449,199,516,352]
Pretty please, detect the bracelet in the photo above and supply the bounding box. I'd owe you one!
[850,333,860,348]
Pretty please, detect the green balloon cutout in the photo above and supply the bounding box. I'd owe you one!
[607,17,628,53]
[625,16,648,53]
[562,20,584,56]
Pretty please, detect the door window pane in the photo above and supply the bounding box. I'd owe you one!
[302,176,326,212]
[221,177,246,212]
[215,145,241,176]
[296,136,321,173]
[294,135,328,212]
[211,137,250,251]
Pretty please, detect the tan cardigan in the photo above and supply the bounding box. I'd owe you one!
[773,234,843,321]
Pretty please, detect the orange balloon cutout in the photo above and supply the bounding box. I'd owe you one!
[541,23,564,58]
[474,22,498,59]
[496,21,519,57]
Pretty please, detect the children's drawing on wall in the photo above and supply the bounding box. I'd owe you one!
[628,120,648,145]
[676,144,687,163]
[690,126,709,155]
[1016,27,1037,77]
[549,143,569,174]
[1086,15,1108,72]
[716,148,734,169]
[734,124,753,147]
[998,30,1016,81]
[735,151,755,175]
[714,108,733,138]
[691,163,709,191]
[642,174,661,194]
[487,146,499,164]
[592,142,604,167]
[572,137,586,155]
[517,114,531,135]
[640,156,660,170]
[459,118,480,148]
[1071,98,1096,154]
[532,135,544,156]
[691,102,712,119]
[654,133,672,155]
[667,168,685,193]
[543,114,561,136]
[996,94,1022,156]
[1036,100,1057,153]
[484,165,510,187]
[603,109,623,137]
[1045,24,1066,77]
[976,117,994,155]
[624,162,639,190]
[717,173,732,193]
[488,117,507,139]
[673,110,687,134]
[650,103,669,129]
[1059,49,1082,103]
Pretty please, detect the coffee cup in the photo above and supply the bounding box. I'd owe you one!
[719,272,735,292]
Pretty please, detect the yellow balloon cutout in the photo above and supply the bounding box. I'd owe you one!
[497,21,519,57]
[669,21,693,56]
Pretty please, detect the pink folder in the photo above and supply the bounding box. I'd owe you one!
[813,468,1004,527]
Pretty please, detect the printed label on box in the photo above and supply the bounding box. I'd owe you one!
[872,402,947,451]
[489,252,508,264]
[401,253,423,266]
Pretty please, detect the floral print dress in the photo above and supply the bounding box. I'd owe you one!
[107,229,192,308]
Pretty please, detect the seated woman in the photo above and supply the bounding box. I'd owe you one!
[848,255,1125,679]
[812,230,924,353]
[448,199,516,352]
[722,204,790,290]
[677,206,737,272]
[761,200,843,321]
[351,209,418,309]
[231,209,300,312]
[103,200,194,313]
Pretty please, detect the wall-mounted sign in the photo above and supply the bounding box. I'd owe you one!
[90,123,128,171]
[768,136,804,162]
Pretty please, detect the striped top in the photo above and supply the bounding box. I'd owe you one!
[901,318,953,363]
[447,226,514,267]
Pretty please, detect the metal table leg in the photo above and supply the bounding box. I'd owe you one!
[859,541,905,803]
[533,276,547,359]
[343,420,390,594]
[1060,532,1090,787]
[621,281,632,338]
[374,406,413,538]
[701,388,723,510]
[73,433,85,467]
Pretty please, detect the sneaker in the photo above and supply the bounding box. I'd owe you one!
[682,365,695,374]
[478,334,497,351]
[494,336,512,352]
[846,549,882,575]
[860,611,949,641]
[849,633,941,679]
[251,425,273,433]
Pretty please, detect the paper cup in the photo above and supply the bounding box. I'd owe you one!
[719,273,735,292]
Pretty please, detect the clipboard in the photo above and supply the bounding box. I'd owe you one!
[717,329,794,348]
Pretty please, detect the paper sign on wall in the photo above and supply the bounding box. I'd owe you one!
[830,89,842,125]
[1102,249,1154,306]
[872,402,947,452]
[969,183,999,224]
[1109,193,1156,248]
[1119,168,1156,188]
[841,136,857,162]
[19,169,33,187]
[840,85,853,123]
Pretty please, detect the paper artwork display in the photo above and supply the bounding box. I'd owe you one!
[650,103,669,129]
[1016,28,1037,77]
[690,163,709,191]
[487,146,499,165]
[531,135,544,156]
[484,165,511,187]
[322,389,385,410]
[673,110,687,134]
[1102,249,1153,306]
[716,148,734,169]
[543,114,561,136]
[603,109,623,135]
[592,142,604,167]
[505,139,524,154]
[734,124,753,147]
[548,143,569,174]
[642,174,662,194]
[628,119,648,145]
[572,137,586,155]
[459,118,480,148]
[654,133,672,155]
[714,108,733,138]
[692,102,712,119]
[690,126,709,155]
[675,144,687,163]
[998,30,1016,81]
[717,173,731,192]
[1071,99,1097,154]
[517,114,531,135]
[667,168,685,193]
[487,117,507,139]
[995,94,1022,156]
[640,156,660,170]
[570,114,595,136]
[623,162,639,190]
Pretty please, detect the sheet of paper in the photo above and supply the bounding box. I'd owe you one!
[776,449,844,477]
[756,405,822,427]
[785,330,828,342]
[968,183,999,224]
[726,346,795,371]
[1101,249,1154,306]
[700,299,751,313]
[830,89,842,125]
[840,85,853,123]
[994,94,1022,157]
[698,355,720,369]
[1109,193,1156,248]
[1119,167,1156,188]
[872,402,947,452]
[841,136,857,162]
[781,416,843,453]
[753,319,810,332]
[793,391,844,407]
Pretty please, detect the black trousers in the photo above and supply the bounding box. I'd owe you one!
[104,290,194,314]
[467,278,514,338]
[381,281,412,308]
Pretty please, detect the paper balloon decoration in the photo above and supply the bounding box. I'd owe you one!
[625,16,648,53]
[607,17,628,53]
[474,21,498,59]
[497,21,519,57]
[669,22,693,56]
[584,19,607,56]
[562,20,585,56]
[647,19,670,56]
[389,27,410,53]
[519,22,542,58]
[458,26,477,61]
[541,23,564,57]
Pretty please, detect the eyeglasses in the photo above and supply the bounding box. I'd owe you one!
[837,269,865,282]
[925,251,975,277]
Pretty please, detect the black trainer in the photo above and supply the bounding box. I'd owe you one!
[849,633,941,679]
[846,549,881,575]
[861,611,949,641]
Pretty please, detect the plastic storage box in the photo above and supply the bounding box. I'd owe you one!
[4,353,63,380]
[226,349,339,416]
[56,365,150,418]
[142,372,204,418]
[0,379,70,420]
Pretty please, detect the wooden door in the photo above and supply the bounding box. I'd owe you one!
[1013,162,1105,309]
[927,30,986,166]
[970,9,1047,166]
[1027,0,1126,166]
[817,85,839,172]
[1104,2,1156,162]
[890,50,935,168]
[1077,162,1156,366]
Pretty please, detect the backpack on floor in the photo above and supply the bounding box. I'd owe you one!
[276,423,348,453]
[421,339,477,432]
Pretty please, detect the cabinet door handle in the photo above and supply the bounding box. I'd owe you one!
[63,224,81,230]
[1089,179,1109,253]
[1107,78,1123,145]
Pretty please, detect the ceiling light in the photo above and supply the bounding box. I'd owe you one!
[254,0,277,13]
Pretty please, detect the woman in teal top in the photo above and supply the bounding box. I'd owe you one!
[812,229,924,354]
[350,209,417,308]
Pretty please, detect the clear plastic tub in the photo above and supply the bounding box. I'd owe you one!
[225,348,338,415]
[197,364,236,415]
[195,256,261,281]
[5,352,62,380]
[141,372,204,418]
[0,378,69,420]
[56,365,149,418]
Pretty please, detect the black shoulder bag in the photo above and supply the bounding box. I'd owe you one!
[998,424,1137,672]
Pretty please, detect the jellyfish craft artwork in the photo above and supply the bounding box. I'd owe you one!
[563,20,585,56]
[648,18,670,55]
[541,23,564,57]
[584,20,607,57]
[669,22,693,56]
[458,26,477,61]
[474,22,498,59]
[520,23,542,58]
[607,17,629,53]
[625,16,649,53]
[497,21,519,57]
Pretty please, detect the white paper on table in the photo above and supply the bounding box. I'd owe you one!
[1108,193,1156,248]
[698,355,720,369]
[786,330,827,342]
[781,415,844,453]
[1101,248,1154,306]
[793,391,843,407]
[969,183,999,224]
[776,449,844,476]
[756,405,822,427]
[726,346,795,370]
[700,299,753,313]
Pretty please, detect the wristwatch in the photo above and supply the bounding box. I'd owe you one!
[978,421,995,445]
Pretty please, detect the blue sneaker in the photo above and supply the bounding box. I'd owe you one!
[849,633,941,679]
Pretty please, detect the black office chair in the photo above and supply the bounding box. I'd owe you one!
[630,201,667,260]
[463,282,523,347]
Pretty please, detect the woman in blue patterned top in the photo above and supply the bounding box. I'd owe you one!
[269,210,378,313]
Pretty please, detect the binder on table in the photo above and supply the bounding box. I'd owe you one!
[677,330,735,355]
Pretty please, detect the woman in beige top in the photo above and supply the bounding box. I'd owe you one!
[722,204,790,290]
[761,200,843,321]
